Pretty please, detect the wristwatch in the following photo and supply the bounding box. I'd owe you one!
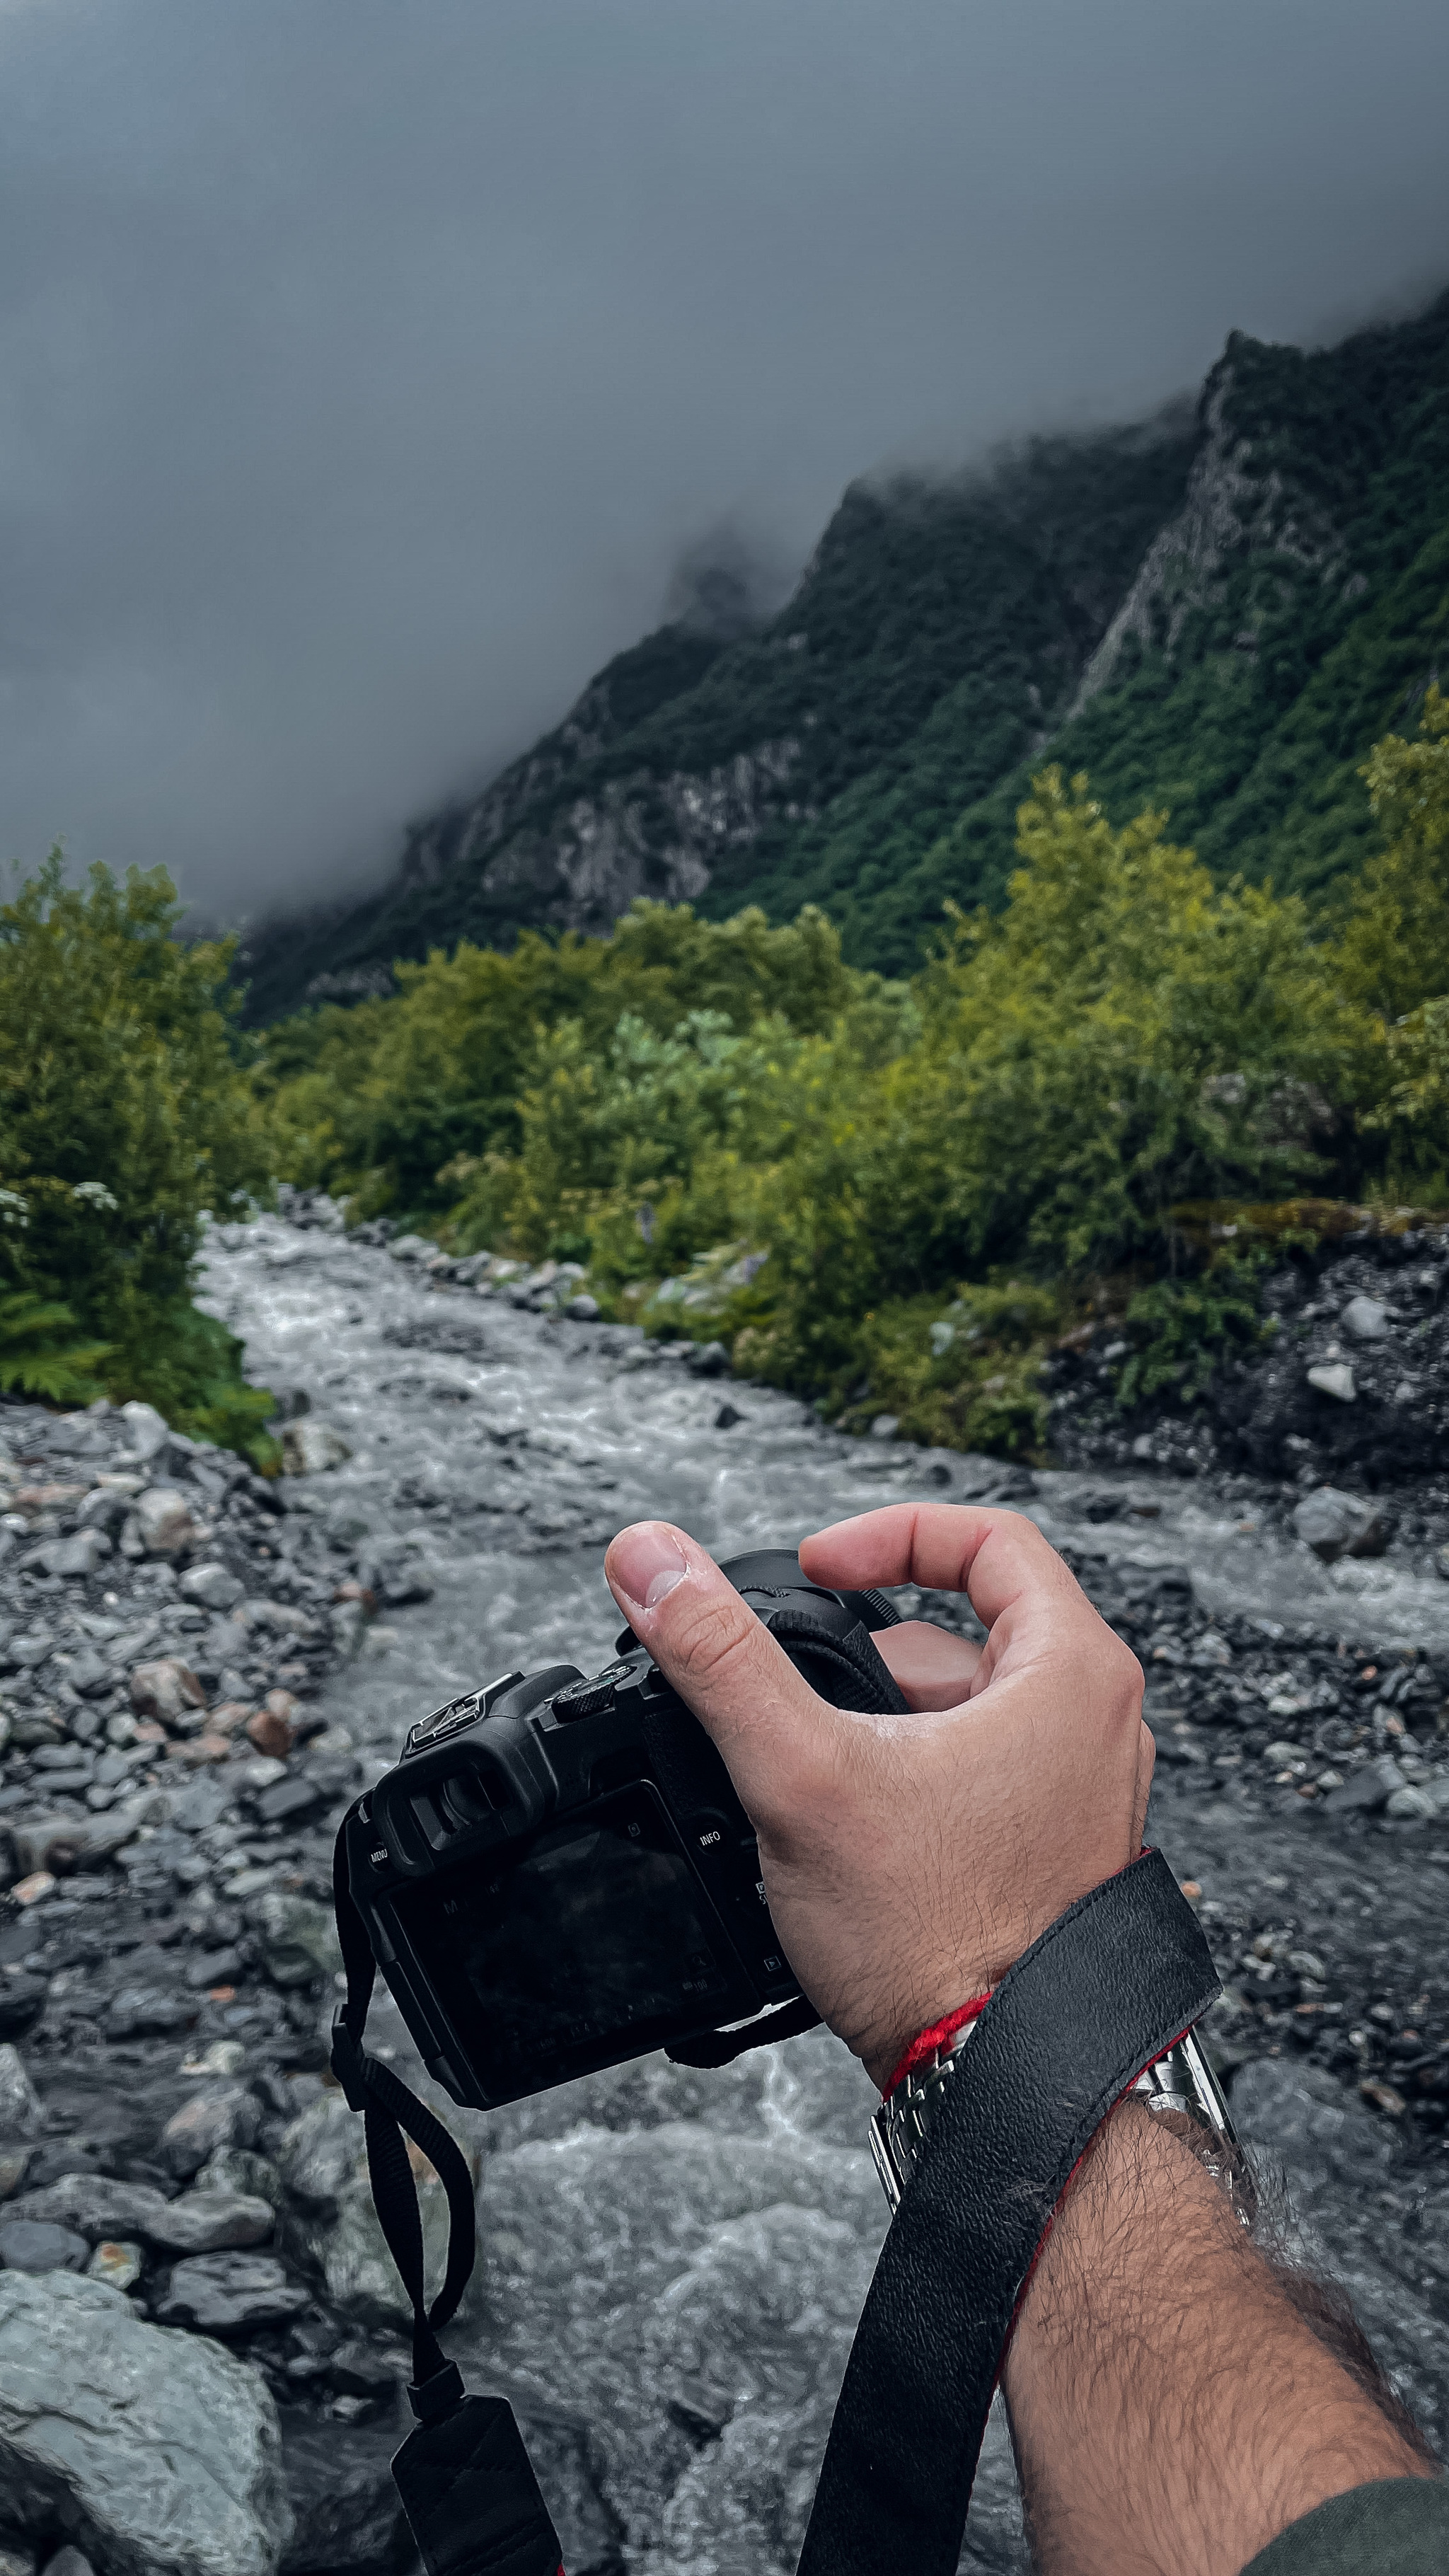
[870,2015,1240,2214]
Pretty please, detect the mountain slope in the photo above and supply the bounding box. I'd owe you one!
[238,290,1449,1021]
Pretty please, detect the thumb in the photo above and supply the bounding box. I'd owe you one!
[604,1521,836,1827]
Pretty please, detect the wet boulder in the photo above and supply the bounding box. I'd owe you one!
[0,2270,291,2576]
[1291,1488,1390,1563]
[9,2173,273,2255]
[134,1489,204,1558]
[276,2412,412,2576]
[155,2252,309,2336]
[129,1658,207,1726]
[180,1561,245,1615]
[158,2086,262,2181]
[280,1421,352,1476]
[252,1894,340,1990]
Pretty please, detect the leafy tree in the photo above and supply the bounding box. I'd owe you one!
[0,855,273,1452]
[1338,685,1449,1022]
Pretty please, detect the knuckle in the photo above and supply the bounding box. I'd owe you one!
[665,1588,761,1689]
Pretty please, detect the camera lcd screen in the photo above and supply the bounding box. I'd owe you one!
[391,1784,737,2099]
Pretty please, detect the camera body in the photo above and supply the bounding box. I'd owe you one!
[338,1549,901,2108]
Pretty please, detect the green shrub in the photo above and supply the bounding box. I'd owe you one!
[1112,1259,1274,1410]
[0,855,273,1457]
[0,1293,112,1405]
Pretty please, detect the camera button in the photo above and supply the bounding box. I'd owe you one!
[692,1814,729,1858]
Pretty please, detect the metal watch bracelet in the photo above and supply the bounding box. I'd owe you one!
[870,2014,1238,2214]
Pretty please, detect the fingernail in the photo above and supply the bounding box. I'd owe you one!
[608,1523,689,1612]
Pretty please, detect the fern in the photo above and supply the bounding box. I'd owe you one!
[0,1293,113,1404]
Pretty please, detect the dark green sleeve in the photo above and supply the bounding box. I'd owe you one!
[1240,2478,1449,2575]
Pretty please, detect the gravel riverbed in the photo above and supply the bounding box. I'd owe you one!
[1,1208,1446,2575]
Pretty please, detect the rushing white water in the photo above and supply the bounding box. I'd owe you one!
[197,1216,1445,2573]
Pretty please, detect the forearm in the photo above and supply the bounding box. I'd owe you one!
[1002,2102,1434,2576]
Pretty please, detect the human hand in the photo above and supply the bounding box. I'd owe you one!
[604,1503,1153,2089]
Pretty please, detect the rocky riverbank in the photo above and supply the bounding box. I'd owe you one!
[1,1209,1446,2575]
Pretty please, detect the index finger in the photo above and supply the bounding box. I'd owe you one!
[799,1500,1085,1634]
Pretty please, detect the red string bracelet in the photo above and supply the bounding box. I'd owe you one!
[881,1992,994,2102]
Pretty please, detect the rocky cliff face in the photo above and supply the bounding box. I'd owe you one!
[236,289,1449,1022]
[1069,364,1348,718]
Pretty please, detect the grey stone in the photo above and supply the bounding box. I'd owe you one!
[76,1486,135,1536]
[0,2541,37,2576]
[868,1414,900,1440]
[0,2218,91,2273]
[180,1561,244,1614]
[119,1399,171,1463]
[1385,1784,1437,1820]
[156,2251,309,2335]
[0,2148,35,2200]
[0,2049,42,2142]
[1341,1293,1391,1341]
[108,1988,197,2040]
[565,1293,601,1322]
[276,2411,411,2576]
[41,2550,95,2576]
[23,1532,112,1581]
[1291,1486,1386,1563]
[253,1893,342,1989]
[0,2268,291,2576]
[129,1656,207,1725]
[1322,1753,1406,1815]
[57,1647,110,1698]
[1306,1360,1356,1404]
[11,2173,274,2253]
[159,2086,261,2180]
[683,1340,731,1377]
[7,1797,161,1880]
[135,1488,204,1557]
[279,1421,352,1476]
[253,1776,325,1830]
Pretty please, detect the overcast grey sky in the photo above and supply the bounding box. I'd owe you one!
[2,0,1447,923]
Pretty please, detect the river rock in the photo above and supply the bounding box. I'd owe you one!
[252,1893,340,1989]
[129,1657,207,1726]
[280,1421,352,1476]
[135,1489,204,1557]
[1305,1361,1356,1403]
[23,1532,112,1581]
[86,2241,142,2293]
[1341,1294,1391,1340]
[156,2252,309,2335]
[276,2411,412,2576]
[1322,1754,1406,1816]
[9,2173,274,2254]
[246,1702,296,1760]
[159,2086,261,2180]
[180,1562,245,1614]
[119,1400,171,1464]
[1291,1487,1387,1563]
[0,2219,91,2274]
[0,2269,291,2576]
[0,2049,42,2141]
[7,1796,161,1879]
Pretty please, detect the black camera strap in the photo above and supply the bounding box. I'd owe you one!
[330,1831,564,2576]
[795,1849,1223,2576]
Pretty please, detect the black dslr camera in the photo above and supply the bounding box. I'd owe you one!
[337,1547,905,2108]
